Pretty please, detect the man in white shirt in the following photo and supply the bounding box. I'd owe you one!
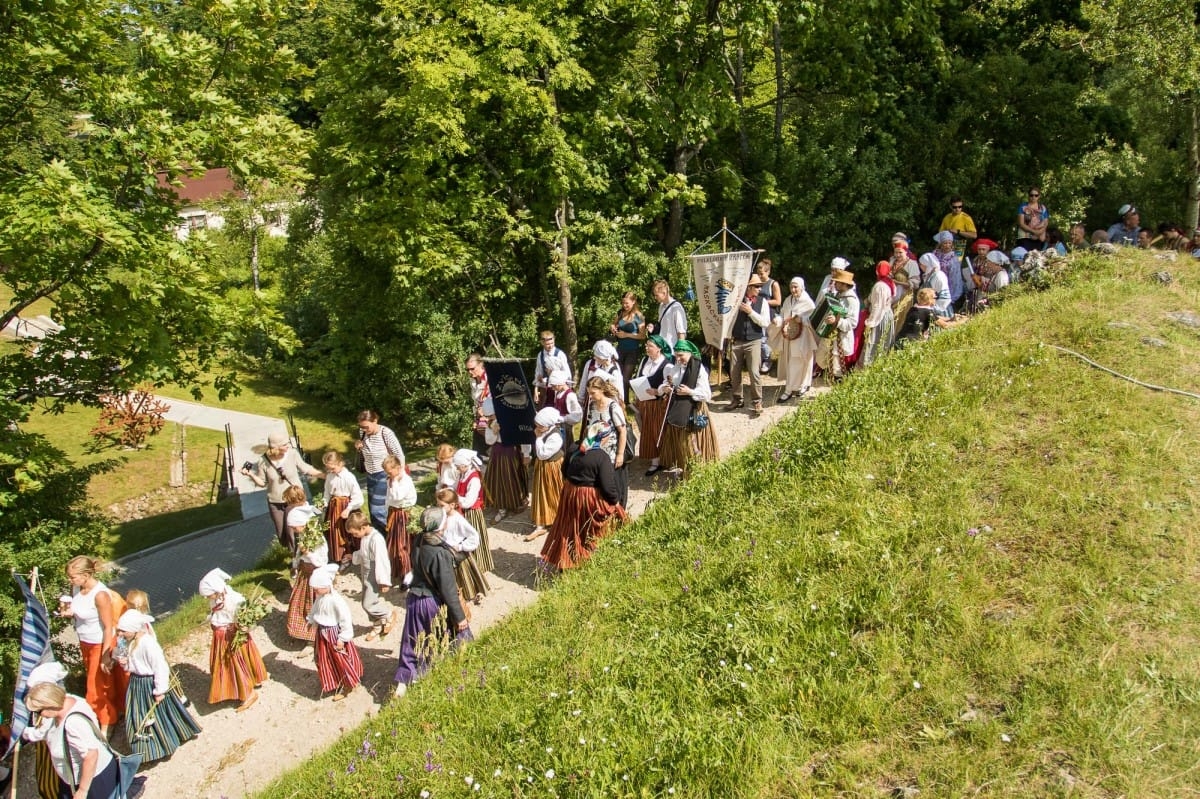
[531,330,572,408]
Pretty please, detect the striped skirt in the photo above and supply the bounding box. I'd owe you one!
[325,495,351,563]
[286,568,317,641]
[463,507,494,573]
[539,482,627,571]
[125,673,201,762]
[314,626,363,693]
[454,553,490,601]
[530,456,564,527]
[208,624,269,704]
[35,742,61,799]
[637,398,668,459]
[80,641,127,726]
[659,403,719,475]
[385,506,413,583]
[482,443,528,512]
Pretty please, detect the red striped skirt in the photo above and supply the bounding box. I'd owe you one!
[286,568,317,641]
[314,626,363,693]
[539,482,627,570]
[208,624,269,704]
[385,506,413,582]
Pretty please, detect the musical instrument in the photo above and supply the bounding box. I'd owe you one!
[811,295,848,338]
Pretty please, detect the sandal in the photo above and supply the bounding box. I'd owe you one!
[236,692,259,712]
[380,608,400,637]
[524,527,548,542]
[364,628,380,642]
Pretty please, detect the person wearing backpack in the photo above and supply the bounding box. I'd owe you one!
[532,331,572,408]
[581,376,630,507]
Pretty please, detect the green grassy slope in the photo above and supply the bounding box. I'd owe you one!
[260,252,1200,798]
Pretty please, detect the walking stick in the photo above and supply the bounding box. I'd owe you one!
[655,374,679,449]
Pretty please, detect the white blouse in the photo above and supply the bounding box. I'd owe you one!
[126,635,171,695]
[207,586,245,627]
[386,472,417,508]
[322,467,364,509]
[307,592,353,642]
[351,530,392,587]
[70,583,108,645]
[442,513,480,552]
[47,699,114,787]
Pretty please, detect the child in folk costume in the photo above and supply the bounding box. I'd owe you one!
[452,449,494,574]
[283,485,325,642]
[435,487,490,602]
[347,510,401,640]
[116,609,200,762]
[322,450,364,565]
[480,397,529,523]
[434,443,458,491]
[307,564,364,700]
[525,407,565,541]
[199,568,268,712]
[383,454,416,588]
[394,508,474,698]
[545,369,584,444]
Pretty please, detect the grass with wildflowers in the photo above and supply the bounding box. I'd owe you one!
[259,251,1200,797]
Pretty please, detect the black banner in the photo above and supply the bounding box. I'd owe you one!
[484,359,536,446]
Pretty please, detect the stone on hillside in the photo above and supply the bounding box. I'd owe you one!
[1166,311,1200,329]
[1140,336,1167,348]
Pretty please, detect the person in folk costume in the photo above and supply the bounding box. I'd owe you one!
[917,252,953,318]
[354,410,406,532]
[347,510,401,641]
[860,260,897,368]
[452,448,494,569]
[199,568,268,711]
[545,368,584,446]
[434,443,458,492]
[434,487,490,603]
[241,430,322,551]
[283,485,323,643]
[658,339,718,476]
[635,334,673,476]
[306,564,364,701]
[116,609,200,762]
[394,507,475,698]
[815,268,861,381]
[382,453,416,588]
[576,339,625,406]
[23,683,119,799]
[888,233,920,299]
[582,375,630,507]
[466,353,492,460]
[322,449,364,565]
[532,330,572,408]
[539,428,629,571]
[480,397,529,524]
[21,661,71,799]
[59,556,127,737]
[932,230,967,309]
[771,276,818,403]
[525,406,566,542]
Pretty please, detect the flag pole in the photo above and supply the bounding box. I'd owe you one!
[7,567,39,799]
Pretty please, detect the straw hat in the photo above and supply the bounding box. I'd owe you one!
[831,268,855,286]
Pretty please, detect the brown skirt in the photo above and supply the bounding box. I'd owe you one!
[637,397,668,459]
[454,554,491,601]
[483,442,528,512]
[659,402,719,475]
[286,568,317,641]
[385,506,413,582]
[539,482,627,571]
[463,507,494,573]
[530,456,564,527]
[325,495,350,563]
[208,624,268,704]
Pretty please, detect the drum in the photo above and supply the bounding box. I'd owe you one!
[811,295,848,338]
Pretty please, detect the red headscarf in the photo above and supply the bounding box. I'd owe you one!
[875,260,896,296]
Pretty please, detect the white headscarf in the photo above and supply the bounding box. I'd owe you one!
[592,340,618,361]
[27,661,68,688]
[934,230,955,244]
[452,448,483,469]
[309,564,339,590]
[198,568,231,597]
[986,250,1011,266]
[790,276,805,290]
[535,407,563,427]
[830,256,850,272]
[548,368,571,387]
[117,609,155,634]
[918,252,940,273]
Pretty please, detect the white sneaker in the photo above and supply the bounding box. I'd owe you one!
[394,682,408,698]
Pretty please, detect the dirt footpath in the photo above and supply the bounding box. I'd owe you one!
[85,380,820,798]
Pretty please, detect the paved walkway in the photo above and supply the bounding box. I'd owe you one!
[158,396,287,519]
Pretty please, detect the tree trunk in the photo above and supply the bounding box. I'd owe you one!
[664,143,702,258]
[554,197,579,365]
[1188,92,1200,231]
[772,21,784,167]
[250,226,260,292]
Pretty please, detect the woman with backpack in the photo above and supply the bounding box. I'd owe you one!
[582,376,630,507]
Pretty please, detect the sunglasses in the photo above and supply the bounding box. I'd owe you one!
[1029,193,1040,198]
[951,204,963,210]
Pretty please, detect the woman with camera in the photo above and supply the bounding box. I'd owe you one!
[242,431,322,551]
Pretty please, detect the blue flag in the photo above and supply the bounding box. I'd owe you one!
[7,572,54,756]
[484,359,536,446]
